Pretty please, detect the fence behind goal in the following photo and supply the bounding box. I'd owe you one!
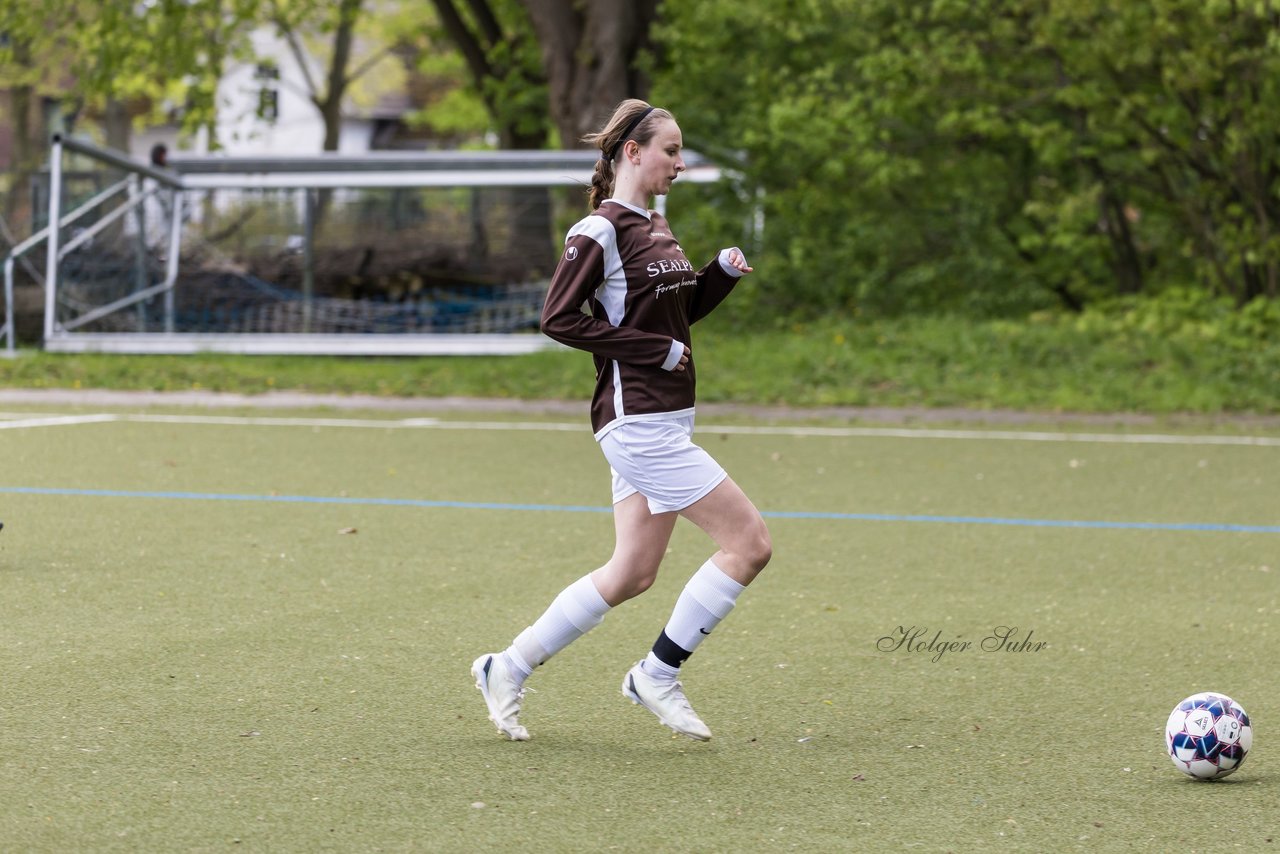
[3,137,722,356]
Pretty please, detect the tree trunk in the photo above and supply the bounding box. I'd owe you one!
[309,0,363,235]
[520,0,660,148]
[4,38,37,237]
[103,99,131,153]
[1095,177,1145,296]
[318,0,363,152]
[432,1,661,274]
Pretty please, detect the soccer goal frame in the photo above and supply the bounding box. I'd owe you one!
[8,135,723,357]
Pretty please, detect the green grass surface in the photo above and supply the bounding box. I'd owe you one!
[2,405,1278,851]
[4,308,1279,414]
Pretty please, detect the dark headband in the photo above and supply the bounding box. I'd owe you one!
[603,106,656,163]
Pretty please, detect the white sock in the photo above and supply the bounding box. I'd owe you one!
[645,559,745,679]
[641,652,680,681]
[504,574,610,683]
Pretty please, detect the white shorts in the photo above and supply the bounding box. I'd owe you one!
[600,414,728,515]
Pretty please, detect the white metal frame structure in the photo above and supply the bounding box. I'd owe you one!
[2,136,723,357]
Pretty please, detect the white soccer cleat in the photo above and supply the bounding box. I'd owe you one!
[621,661,712,742]
[472,653,530,741]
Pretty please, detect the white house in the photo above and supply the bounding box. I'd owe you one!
[130,24,416,163]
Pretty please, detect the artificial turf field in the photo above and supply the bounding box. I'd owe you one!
[1,403,1278,852]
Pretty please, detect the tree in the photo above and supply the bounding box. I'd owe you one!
[426,0,664,274]
[421,1,664,275]
[426,0,547,148]
[1,0,259,237]
[1029,0,1280,303]
[1,9,46,234]
[654,0,1280,319]
[427,0,661,149]
[518,0,660,147]
[267,0,415,152]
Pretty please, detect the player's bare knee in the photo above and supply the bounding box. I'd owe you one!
[747,517,768,571]
[627,570,658,598]
[614,563,660,601]
[733,521,772,574]
[750,526,773,572]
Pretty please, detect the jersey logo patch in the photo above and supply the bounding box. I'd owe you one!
[565,246,579,261]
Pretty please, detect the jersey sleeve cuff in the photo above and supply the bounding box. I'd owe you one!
[717,247,748,277]
[661,339,687,371]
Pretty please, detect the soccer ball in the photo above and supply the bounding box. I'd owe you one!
[1164,692,1252,780]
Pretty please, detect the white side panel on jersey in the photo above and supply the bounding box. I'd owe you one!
[565,215,626,325]
[566,214,629,418]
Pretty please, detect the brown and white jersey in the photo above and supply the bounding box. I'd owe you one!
[541,199,742,439]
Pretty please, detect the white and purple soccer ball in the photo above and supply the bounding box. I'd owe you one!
[1165,692,1252,780]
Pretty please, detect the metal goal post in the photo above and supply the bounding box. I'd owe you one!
[9,136,722,357]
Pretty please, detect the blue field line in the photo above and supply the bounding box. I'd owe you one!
[762,509,1280,533]
[0,485,609,515]
[2,485,1279,534]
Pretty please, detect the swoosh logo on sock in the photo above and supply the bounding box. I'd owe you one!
[699,628,711,635]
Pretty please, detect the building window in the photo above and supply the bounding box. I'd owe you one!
[255,63,280,123]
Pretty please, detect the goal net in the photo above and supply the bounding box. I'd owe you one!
[26,137,722,355]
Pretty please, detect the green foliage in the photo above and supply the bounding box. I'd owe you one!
[692,300,1280,414]
[0,1,467,149]
[417,0,548,147]
[653,0,1280,319]
[0,0,262,133]
[3,295,1278,413]
[9,0,1280,337]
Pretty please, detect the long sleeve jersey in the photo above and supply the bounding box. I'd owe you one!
[540,199,742,439]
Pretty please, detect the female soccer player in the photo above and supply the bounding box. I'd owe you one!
[472,100,772,741]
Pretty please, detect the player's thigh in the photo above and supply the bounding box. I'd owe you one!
[679,476,771,562]
[592,493,678,605]
[612,492,678,569]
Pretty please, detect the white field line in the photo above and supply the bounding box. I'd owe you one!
[0,413,120,430]
[705,424,1280,446]
[1,410,1278,446]
[121,414,584,431]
